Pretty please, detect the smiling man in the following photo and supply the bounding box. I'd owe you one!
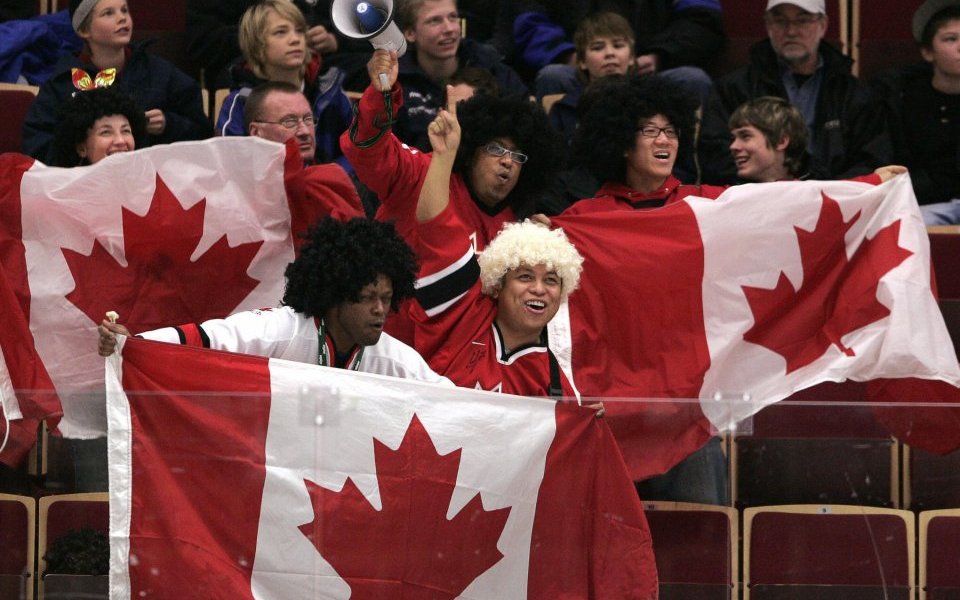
[391,0,529,151]
[411,101,583,396]
[98,218,448,383]
[728,96,810,182]
[698,0,891,184]
[560,75,727,214]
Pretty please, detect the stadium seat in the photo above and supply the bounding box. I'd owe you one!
[643,501,738,600]
[213,88,232,126]
[540,93,565,115]
[0,493,36,600]
[905,445,960,510]
[920,509,960,600]
[0,83,39,155]
[732,381,899,508]
[743,504,915,600]
[850,0,924,78]
[38,492,109,600]
[929,232,960,302]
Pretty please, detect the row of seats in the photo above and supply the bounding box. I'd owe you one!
[3,493,958,600]
[645,501,958,600]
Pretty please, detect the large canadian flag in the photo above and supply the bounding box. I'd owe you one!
[550,175,960,479]
[0,138,330,464]
[106,337,656,599]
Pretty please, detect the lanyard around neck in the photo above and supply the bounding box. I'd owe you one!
[318,319,363,371]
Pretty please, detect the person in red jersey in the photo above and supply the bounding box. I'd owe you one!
[410,98,585,398]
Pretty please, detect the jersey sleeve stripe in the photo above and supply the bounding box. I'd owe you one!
[174,323,210,348]
[415,251,480,314]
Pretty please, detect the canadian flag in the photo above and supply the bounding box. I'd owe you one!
[550,175,960,480]
[106,336,657,599]
[0,138,346,464]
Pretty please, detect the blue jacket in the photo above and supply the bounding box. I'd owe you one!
[0,10,81,85]
[22,40,210,163]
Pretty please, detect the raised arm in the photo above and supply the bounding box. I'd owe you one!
[416,90,461,224]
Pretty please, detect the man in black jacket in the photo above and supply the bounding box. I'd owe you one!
[698,0,891,185]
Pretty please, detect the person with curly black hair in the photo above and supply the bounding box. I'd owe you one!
[97,218,449,383]
[562,74,727,216]
[342,49,564,252]
[52,86,146,167]
[544,74,730,507]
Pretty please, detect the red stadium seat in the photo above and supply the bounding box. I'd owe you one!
[744,504,915,600]
[0,84,39,155]
[850,0,924,78]
[643,501,738,600]
[920,509,960,600]
[0,494,36,600]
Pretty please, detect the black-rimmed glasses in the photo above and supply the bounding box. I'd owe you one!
[638,125,679,139]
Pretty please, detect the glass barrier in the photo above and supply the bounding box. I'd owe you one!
[2,383,960,600]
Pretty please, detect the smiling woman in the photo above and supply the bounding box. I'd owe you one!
[53,85,146,167]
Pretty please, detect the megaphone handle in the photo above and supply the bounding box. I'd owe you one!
[378,72,389,91]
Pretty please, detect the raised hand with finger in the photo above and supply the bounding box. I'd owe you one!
[417,88,461,223]
[426,88,461,159]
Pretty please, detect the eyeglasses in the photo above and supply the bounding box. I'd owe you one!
[639,125,679,139]
[765,14,823,30]
[483,142,528,164]
[254,114,318,129]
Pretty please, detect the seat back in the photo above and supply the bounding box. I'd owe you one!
[930,233,960,301]
[38,492,109,599]
[850,0,923,78]
[213,88,232,126]
[643,501,738,599]
[0,84,39,155]
[744,504,914,600]
[920,509,960,600]
[541,93,565,115]
[905,445,960,511]
[0,494,36,600]
[732,381,899,508]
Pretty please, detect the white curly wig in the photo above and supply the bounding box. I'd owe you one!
[478,220,584,300]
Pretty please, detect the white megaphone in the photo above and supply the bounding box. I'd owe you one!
[331,0,407,55]
[331,0,406,88]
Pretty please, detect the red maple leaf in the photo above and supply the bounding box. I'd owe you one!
[63,174,263,331]
[299,414,511,599]
[742,192,913,374]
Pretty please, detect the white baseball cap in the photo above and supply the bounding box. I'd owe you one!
[766,0,826,14]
